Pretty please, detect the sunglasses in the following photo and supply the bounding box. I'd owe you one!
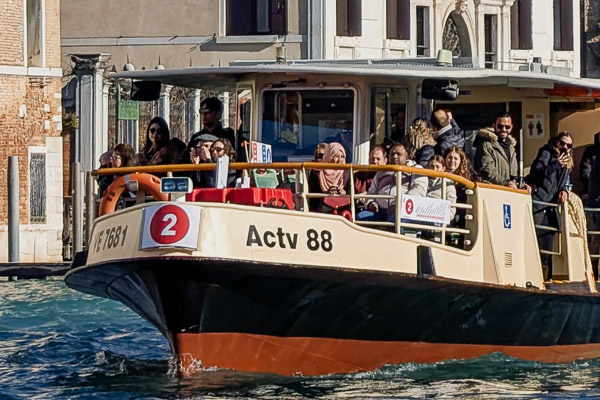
[496,124,512,130]
[149,127,158,133]
[559,140,573,149]
[315,153,325,159]
[211,147,225,152]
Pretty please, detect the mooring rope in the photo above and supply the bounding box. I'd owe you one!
[566,193,597,288]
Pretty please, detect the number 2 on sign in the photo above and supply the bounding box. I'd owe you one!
[161,214,177,236]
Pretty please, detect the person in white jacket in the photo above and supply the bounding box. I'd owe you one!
[358,144,428,221]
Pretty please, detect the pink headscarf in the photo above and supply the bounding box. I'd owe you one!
[318,142,349,193]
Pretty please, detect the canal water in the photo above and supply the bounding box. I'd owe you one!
[2,278,600,399]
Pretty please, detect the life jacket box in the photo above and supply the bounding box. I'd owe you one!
[228,188,294,210]
[186,188,231,203]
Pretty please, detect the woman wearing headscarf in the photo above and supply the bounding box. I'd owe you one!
[307,142,349,211]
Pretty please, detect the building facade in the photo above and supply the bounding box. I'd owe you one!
[0,0,63,262]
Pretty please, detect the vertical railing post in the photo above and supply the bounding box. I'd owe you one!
[85,171,95,249]
[395,168,403,234]
[73,162,83,254]
[349,166,355,220]
[8,156,20,263]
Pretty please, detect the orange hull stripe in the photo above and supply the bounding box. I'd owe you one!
[175,333,600,376]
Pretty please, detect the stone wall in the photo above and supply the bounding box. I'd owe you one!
[0,0,64,262]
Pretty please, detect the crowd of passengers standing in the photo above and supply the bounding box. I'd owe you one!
[97,96,592,280]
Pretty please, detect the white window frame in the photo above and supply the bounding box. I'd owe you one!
[23,0,46,68]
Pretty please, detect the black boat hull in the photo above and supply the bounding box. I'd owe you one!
[65,257,600,375]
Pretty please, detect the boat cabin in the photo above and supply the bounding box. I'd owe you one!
[91,60,600,293]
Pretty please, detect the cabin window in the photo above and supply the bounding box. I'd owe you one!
[226,0,287,36]
[386,0,410,40]
[27,0,43,67]
[237,88,253,144]
[261,89,355,162]
[510,0,532,50]
[370,87,408,149]
[484,14,497,69]
[416,6,430,57]
[553,0,573,51]
[30,153,46,223]
[336,0,362,37]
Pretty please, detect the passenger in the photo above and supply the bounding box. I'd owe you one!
[318,142,349,195]
[210,138,238,187]
[402,118,437,167]
[312,142,328,162]
[525,132,573,280]
[580,130,600,205]
[427,155,457,220]
[430,109,464,155]
[187,133,219,188]
[97,151,114,196]
[210,138,235,161]
[390,106,406,143]
[473,112,518,188]
[139,116,171,166]
[355,146,387,212]
[307,142,349,212]
[168,137,189,164]
[112,143,137,168]
[189,97,235,146]
[355,146,386,193]
[358,144,427,221]
[444,146,476,228]
[580,130,600,277]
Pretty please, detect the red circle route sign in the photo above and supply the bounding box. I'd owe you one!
[149,205,190,245]
[405,199,414,215]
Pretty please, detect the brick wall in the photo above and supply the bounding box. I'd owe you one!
[0,0,24,66]
[0,75,62,225]
[0,0,64,261]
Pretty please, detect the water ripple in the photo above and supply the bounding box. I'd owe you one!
[2,279,600,399]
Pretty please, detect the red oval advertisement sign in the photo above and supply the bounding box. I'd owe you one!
[405,199,414,215]
[149,205,190,245]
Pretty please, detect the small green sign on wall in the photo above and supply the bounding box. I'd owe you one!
[118,100,140,120]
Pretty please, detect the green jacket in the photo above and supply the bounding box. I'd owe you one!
[474,127,518,185]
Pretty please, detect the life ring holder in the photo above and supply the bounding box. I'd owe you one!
[98,173,168,216]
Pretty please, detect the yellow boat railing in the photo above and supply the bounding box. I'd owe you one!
[93,162,478,250]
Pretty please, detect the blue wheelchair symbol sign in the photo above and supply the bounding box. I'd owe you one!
[503,204,511,229]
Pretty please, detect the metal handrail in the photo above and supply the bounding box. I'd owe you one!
[532,199,562,256]
[94,163,476,249]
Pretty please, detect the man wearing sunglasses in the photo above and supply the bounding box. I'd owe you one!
[189,97,235,148]
[526,131,574,280]
[474,112,519,188]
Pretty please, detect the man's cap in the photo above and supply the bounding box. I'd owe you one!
[196,133,219,142]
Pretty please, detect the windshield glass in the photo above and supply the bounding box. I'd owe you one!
[261,89,355,162]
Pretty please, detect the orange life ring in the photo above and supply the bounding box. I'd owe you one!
[98,173,168,216]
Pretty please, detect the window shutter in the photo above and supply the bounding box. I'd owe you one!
[519,0,533,49]
[397,0,410,40]
[348,0,362,36]
[337,0,349,36]
[227,0,252,35]
[270,0,287,35]
[386,0,398,39]
[560,0,573,50]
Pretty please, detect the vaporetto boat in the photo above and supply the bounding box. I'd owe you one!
[65,59,600,376]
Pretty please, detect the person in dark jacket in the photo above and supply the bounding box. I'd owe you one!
[580,131,600,204]
[473,112,518,188]
[189,97,235,146]
[580,131,600,277]
[526,132,573,280]
[402,117,436,167]
[430,109,464,155]
[139,116,171,166]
